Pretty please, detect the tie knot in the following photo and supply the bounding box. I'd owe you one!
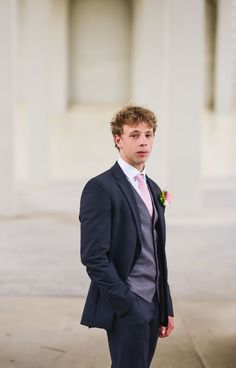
[135,173,145,185]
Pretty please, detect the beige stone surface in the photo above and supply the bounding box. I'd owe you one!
[0,297,235,368]
[176,300,236,368]
[0,297,109,368]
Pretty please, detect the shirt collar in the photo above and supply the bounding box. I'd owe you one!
[117,156,146,181]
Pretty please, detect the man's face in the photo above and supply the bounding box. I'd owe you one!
[114,122,155,171]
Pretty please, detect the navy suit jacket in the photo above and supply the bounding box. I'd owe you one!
[79,162,174,330]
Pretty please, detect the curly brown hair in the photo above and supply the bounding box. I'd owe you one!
[110,105,157,148]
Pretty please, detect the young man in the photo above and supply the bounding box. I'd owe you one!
[79,105,174,368]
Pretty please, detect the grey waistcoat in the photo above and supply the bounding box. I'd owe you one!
[126,184,160,303]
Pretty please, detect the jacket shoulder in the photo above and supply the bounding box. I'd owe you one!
[81,167,114,194]
[147,177,162,194]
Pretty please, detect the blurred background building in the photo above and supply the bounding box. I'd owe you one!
[1,0,235,216]
[0,1,236,366]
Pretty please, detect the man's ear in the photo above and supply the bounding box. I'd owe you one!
[114,135,122,148]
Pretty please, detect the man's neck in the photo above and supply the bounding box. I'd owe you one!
[119,156,145,172]
[118,156,145,174]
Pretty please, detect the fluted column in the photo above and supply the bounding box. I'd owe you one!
[165,0,204,215]
[131,0,204,215]
[131,0,168,184]
[215,0,234,115]
[49,0,69,115]
[25,0,50,183]
[0,0,17,213]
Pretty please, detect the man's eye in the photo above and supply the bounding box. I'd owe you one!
[131,134,139,138]
[146,134,153,138]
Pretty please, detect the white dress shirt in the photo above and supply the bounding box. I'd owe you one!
[117,157,149,197]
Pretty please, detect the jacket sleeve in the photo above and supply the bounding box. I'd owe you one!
[167,282,174,317]
[79,178,136,317]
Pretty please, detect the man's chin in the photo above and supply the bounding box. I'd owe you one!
[133,158,148,169]
[136,156,148,164]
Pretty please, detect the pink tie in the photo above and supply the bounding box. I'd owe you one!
[135,174,153,216]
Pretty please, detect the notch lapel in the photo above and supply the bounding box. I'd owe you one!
[146,177,166,246]
[111,162,143,245]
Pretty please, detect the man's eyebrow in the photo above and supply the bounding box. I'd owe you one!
[129,129,153,133]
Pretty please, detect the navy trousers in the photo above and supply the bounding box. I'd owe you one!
[107,293,160,368]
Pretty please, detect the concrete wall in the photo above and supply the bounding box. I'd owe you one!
[2,0,235,216]
[69,0,131,104]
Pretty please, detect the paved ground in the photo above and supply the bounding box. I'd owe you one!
[0,297,235,368]
[0,183,236,367]
[1,205,235,302]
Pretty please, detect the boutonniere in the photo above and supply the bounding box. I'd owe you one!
[159,190,173,207]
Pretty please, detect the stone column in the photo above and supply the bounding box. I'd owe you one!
[132,0,204,215]
[215,0,234,115]
[0,0,17,214]
[165,0,204,215]
[25,0,50,183]
[69,0,131,104]
[131,0,169,184]
[49,0,69,115]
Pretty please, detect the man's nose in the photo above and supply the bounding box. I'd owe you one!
[139,136,148,145]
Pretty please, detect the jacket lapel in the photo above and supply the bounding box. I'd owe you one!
[146,176,166,246]
[111,162,143,244]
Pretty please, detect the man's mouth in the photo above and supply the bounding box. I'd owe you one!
[136,151,149,156]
